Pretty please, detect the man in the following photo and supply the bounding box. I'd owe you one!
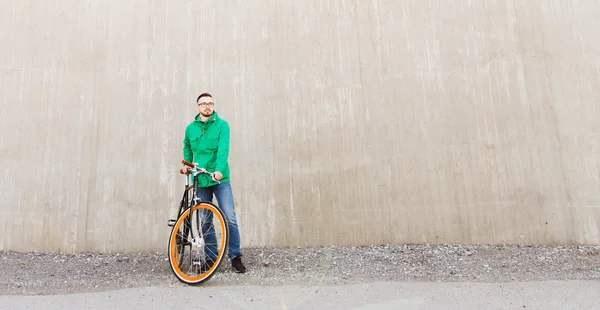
[181,92,246,273]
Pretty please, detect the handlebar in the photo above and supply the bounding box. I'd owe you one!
[180,160,220,184]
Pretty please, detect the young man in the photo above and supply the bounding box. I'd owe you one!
[181,92,246,273]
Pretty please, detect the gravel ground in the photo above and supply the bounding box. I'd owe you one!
[2,244,599,296]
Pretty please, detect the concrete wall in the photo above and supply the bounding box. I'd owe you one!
[1,0,599,254]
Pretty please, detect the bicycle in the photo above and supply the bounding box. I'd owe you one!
[167,159,229,285]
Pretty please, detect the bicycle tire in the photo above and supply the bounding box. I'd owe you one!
[168,201,229,285]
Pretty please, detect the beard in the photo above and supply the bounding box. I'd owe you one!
[200,110,213,117]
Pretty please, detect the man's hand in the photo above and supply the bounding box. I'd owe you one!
[180,166,191,175]
[214,171,223,181]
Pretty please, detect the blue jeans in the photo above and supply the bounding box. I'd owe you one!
[195,181,242,260]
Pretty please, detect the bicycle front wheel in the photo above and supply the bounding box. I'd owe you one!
[168,202,229,285]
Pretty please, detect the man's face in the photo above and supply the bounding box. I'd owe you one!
[197,96,214,118]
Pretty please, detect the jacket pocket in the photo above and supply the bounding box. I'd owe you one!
[205,138,218,151]
[190,136,200,152]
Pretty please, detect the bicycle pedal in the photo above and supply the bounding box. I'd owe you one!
[167,219,176,227]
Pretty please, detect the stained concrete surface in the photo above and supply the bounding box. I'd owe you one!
[1,0,599,253]
[1,281,599,310]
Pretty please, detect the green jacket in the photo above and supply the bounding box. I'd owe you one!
[183,111,230,187]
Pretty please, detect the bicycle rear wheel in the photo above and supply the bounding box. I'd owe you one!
[168,202,229,284]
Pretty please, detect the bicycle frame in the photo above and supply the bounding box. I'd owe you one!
[168,160,220,233]
[168,171,198,228]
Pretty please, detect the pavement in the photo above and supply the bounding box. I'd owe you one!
[1,280,599,309]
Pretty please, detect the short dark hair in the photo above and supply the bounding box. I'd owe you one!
[196,92,212,102]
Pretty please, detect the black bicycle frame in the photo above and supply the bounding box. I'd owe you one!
[169,172,199,254]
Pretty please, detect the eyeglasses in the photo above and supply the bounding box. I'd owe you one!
[198,102,214,107]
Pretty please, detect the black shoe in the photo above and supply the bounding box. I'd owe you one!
[231,256,246,273]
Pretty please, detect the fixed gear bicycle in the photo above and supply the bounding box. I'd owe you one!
[167,159,229,285]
